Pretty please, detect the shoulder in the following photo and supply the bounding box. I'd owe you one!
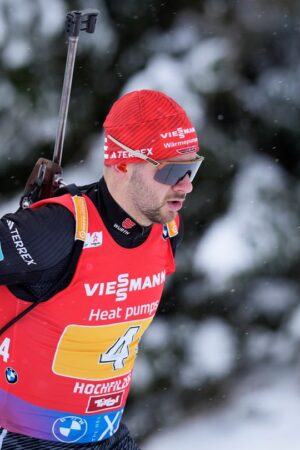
[3,203,76,249]
[1,203,76,274]
[5,202,75,228]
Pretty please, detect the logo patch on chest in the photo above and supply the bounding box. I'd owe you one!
[83,231,103,248]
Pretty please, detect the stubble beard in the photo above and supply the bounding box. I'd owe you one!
[129,170,173,225]
[141,203,174,225]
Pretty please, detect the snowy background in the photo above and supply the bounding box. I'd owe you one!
[0,0,300,448]
[144,368,300,450]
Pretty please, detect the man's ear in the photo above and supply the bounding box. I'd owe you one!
[115,163,128,173]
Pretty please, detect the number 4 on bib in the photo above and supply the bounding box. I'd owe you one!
[99,326,140,370]
[0,337,10,363]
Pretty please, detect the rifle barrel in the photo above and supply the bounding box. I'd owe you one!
[53,36,78,166]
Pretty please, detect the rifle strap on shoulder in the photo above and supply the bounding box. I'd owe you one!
[72,195,88,242]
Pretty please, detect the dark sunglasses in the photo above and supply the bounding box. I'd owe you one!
[107,134,204,186]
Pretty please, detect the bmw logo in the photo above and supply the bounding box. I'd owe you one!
[52,416,88,443]
[5,367,18,384]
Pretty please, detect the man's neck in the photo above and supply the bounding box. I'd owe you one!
[84,178,152,248]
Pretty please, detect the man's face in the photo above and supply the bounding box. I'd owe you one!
[126,154,195,225]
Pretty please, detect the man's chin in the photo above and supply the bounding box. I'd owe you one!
[160,209,176,224]
[142,207,176,225]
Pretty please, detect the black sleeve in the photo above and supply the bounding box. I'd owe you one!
[170,217,184,257]
[0,204,76,285]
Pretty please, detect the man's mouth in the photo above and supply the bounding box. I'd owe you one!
[166,200,184,212]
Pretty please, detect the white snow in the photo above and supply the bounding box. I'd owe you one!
[143,368,300,450]
[193,154,300,289]
[131,355,154,393]
[5,0,37,30]
[36,0,66,37]
[122,53,205,127]
[2,39,33,69]
[179,318,237,386]
[0,81,16,110]
[286,305,300,342]
[238,65,300,131]
[244,279,299,319]
[0,8,7,45]
[184,37,236,94]
[245,329,295,366]
[142,318,171,351]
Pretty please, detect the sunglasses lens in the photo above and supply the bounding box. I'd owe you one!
[153,160,203,185]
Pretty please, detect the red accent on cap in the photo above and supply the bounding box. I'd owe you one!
[103,90,199,165]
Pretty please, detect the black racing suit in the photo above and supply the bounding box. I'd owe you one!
[0,177,182,449]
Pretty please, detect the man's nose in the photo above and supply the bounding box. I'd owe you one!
[172,173,193,194]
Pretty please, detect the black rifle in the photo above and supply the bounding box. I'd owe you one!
[20,9,100,209]
[0,10,100,336]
